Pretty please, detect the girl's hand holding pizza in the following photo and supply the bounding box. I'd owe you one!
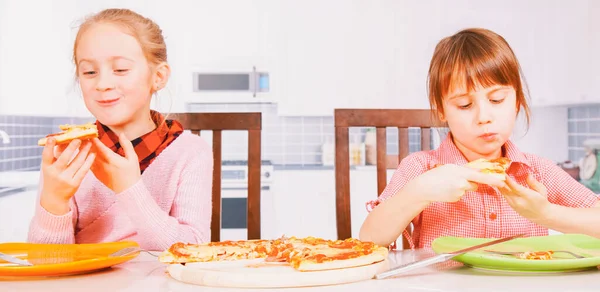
[499,174,551,221]
[405,164,508,203]
[39,138,96,215]
[91,133,141,194]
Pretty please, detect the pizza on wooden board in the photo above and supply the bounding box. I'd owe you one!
[159,236,389,272]
[465,157,511,180]
[38,123,98,146]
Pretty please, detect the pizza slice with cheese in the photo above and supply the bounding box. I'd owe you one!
[159,236,389,272]
[465,157,511,180]
[271,237,389,271]
[158,239,276,263]
[38,123,98,146]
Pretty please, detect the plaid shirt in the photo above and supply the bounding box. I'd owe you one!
[368,134,599,249]
[96,111,184,173]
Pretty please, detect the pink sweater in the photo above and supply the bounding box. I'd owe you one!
[27,132,213,251]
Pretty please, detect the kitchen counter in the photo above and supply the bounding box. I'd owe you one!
[0,171,39,195]
[3,249,599,292]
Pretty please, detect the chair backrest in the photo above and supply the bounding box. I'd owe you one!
[334,109,441,249]
[170,112,262,242]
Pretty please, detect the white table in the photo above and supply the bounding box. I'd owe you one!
[2,249,599,292]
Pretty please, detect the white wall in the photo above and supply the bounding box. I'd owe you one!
[0,0,183,117]
[0,0,595,118]
[0,0,89,117]
[512,106,569,163]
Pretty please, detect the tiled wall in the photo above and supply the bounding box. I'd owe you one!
[186,103,446,165]
[1,104,446,171]
[0,115,91,172]
[567,105,600,163]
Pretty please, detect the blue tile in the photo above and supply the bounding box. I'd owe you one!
[284,134,303,145]
[302,124,321,135]
[568,108,576,119]
[576,121,588,133]
[590,121,600,133]
[568,121,577,133]
[589,106,600,119]
[571,107,588,119]
[304,134,324,145]
[568,135,577,147]
[577,136,587,148]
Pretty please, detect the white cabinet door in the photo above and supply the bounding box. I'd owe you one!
[588,0,600,104]
[533,0,591,107]
[265,0,397,116]
[270,168,400,241]
[0,0,83,117]
[269,170,337,239]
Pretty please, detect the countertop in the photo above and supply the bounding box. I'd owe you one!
[2,249,599,292]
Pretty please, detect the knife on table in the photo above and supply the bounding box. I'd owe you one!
[375,233,526,279]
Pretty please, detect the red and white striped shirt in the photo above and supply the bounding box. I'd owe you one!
[369,134,599,249]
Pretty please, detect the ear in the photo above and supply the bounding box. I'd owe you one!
[152,62,171,92]
[437,110,446,122]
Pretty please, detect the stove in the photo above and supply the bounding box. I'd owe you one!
[221,160,273,187]
[220,160,277,241]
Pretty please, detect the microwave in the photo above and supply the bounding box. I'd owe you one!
[189,66,273,103]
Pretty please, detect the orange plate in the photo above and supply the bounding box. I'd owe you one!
[0,241,140,278]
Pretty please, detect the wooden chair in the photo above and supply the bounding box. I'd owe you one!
[334,109,441,249]
[170,112,262,242]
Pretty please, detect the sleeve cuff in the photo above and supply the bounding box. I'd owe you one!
[36,203,74,231]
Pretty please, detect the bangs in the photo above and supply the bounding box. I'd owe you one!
[435,33,521,99]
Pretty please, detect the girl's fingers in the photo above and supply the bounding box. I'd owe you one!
[64,142,92,178]
[73,153,96,184]
[55,139,82,169]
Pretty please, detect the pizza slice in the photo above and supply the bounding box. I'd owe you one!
[280,237,389,271]
[465,157,511,180]
[517,251,554,260]
[38,123,98,146]
[158,239,276,263]
[159,237,389,272]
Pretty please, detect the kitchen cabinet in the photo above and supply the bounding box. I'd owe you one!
[527,0,592,107]
[0,0,86,117]
[265,0,596,115]
[264,0,399,116]
[588,0,600,105]
[1,0,597,116]
[270,170,337,239]
[397,0,589,108]
[270,168,395,240]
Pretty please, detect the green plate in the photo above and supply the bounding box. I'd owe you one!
[431,234,600,273]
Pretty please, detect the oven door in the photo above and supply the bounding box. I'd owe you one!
[220,184,276,241]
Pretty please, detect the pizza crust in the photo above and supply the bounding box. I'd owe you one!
[38,123,98,146]
[294,247,388,272]
[159,237,389,273]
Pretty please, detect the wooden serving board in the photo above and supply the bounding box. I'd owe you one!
[166,259,390,288]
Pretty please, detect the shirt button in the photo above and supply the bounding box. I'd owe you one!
[489,213,497,220]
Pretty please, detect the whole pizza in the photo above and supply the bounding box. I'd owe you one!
[159,236,389,272]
